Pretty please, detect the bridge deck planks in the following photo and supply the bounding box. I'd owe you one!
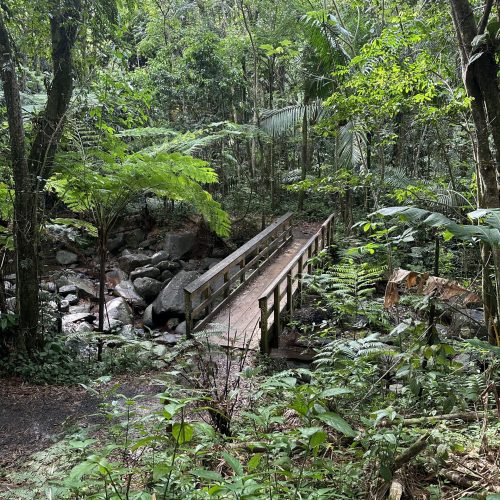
[202,229,312,350]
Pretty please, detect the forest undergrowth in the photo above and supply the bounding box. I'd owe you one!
[1,236,499,500]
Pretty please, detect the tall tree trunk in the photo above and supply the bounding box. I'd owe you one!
[0,12,35,353]
[298,100,309,212]
[449,0,500,344]
[0,2,80,355]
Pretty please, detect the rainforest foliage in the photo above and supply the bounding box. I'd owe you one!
[1,0,500,498]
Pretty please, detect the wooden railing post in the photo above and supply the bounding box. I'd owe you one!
[321,226,325,249]
[239,258,245,284]
[259,297,269,354]
[185,290,193,338]
[274,287,281,343]
[223,271,230,298]
[298,255,304,308]
[307,246,313,273]
[287,271,293,316]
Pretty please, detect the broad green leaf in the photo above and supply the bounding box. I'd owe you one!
[222,451,244,476]
[316,412,356,437]
[319,387,352,398]
[247,453,262,471]
[191,469,224,481]
[172,422,194,444]
[309,429,327,448]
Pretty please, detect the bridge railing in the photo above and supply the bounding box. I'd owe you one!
[184,212,294,336]
[258,214,334,354]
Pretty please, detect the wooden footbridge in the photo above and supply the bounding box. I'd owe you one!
[184,212,334,357]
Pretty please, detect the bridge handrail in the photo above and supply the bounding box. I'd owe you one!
[184,212,294,336]
[258,213,334,354]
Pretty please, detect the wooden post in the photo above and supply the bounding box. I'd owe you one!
[287,271,293,316]
[202,287,211,316]
[298,255,304,308]
[274,286,280,345]
[259,297,269,354]
[321,226,326,249]
[223,271,230,298]
[240,259,245,284]
[185,290,193,338]
[307,246,313,273]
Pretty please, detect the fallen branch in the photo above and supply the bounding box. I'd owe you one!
[392,432,430,472]
[380,411,495,427]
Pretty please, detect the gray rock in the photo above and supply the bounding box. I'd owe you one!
[107,233,125,253]
[60,300,69,312]
[175,321,187,335]
[69,304,91,314]
[151,251,170,266]
[103,297,133,331]
[63,312,95,324]
[55,272,99,301]
[133,277,163,302]
[106,268,128,287]
[59,284,78,296]
[130,265,160,281]
[142,303,154,329]
[66,294,79,305]
[167,317,180,330]
[6,297,15,312]
[41,282,57,293]
[153,270,201,318]
[449,308,487,339]
[62,312,95,333]
[117,252,151,273]
[156,333,182,345]
[160,270,174,282]
[156,260,181,273]
[211,247,229,258]
[75,322,93,333]
[120,324,136,340]
[124,228,147,249]
[163,232,196,259]
[56,250,78,266]
[204,258,222,270]
[181,260,202,271]
[138,239,154,250]
[114,281,147,308]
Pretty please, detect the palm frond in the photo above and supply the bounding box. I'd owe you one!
[260,101,324,136]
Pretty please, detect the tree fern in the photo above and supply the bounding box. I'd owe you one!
[315,333,396,368]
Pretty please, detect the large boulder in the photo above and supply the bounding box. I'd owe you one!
[103,297,133,331]
[133,277,163,302]
[130,265,160,281]
[153,270,201,318]
[114,280,147,308]
[163,232,196,259]
[56,250,78,266]
[55,272,99,301]
[118,252,151,273]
